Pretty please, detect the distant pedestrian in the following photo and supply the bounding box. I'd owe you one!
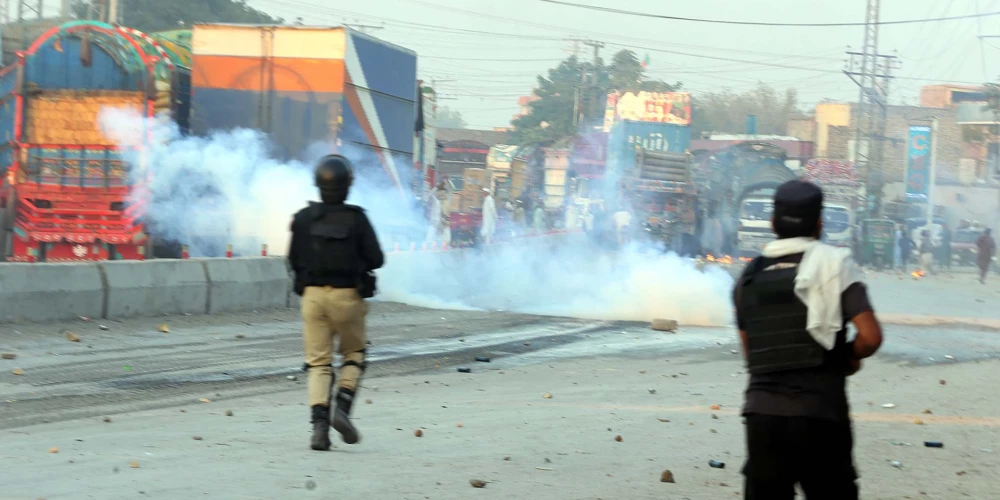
[893,226,902,269]
[939,224,952,270]
[976,229,996,284]
[897,229,914,272]
[919,230,934,275]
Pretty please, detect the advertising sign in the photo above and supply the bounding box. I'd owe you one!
[905,126,932,199]
[603,91,692,131]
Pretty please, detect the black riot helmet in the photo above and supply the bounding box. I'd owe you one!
[314,154,354,204]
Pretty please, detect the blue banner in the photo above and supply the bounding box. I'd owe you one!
[905,125,932,199]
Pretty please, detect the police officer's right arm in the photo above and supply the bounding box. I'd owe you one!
[843,284,883,362]
[356,212,385,271]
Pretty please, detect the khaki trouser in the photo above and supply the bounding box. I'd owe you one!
[301,286,368,407]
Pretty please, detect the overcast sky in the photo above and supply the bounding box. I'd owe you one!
[251,0,1000,129]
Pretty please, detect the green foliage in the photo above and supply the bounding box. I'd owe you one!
[510,50,680,146]
[72,0,283,33]
[435,106,467,129]
[690,83,802,137]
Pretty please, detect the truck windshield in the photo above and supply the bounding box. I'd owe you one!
[823,206,850,233]
[740,200,773,221]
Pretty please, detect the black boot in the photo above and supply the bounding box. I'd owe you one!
[332,388,360,445]
[310,405,331,451]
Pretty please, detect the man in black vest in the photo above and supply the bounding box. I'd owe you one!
[288,154,385,451]
[733,180,883,500]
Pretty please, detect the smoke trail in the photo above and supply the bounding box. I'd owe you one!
[99,108,734,326]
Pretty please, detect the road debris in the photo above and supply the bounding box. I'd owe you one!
[235,334,246,339]
[98,325,108,331]
[922,409,933,414]
[469,479,486,488]
[305,480,316,490]
[542,393,553,399]
[129,461,139,469]
[48,447,59,454]
[158,324,169,333]
[711,414,719,420]
[940,380,947,385]
[365,399,373,405]
[457,367,471,373]
[225,410,234,417]
[651,318,678,332]
[65,331,80,342]
[708,460,725,469]
[414,429,423,438]
[890,461,903,469]
[103,417,112,423]
[924,441,944,448]
[660,470,675,483]
[198,398,211,404]
[710,404,721,410]
[657,418,671,423]
[474,356,491,363]
[945,355,955,360]
[648,389,656,394]
[286,375,297,381]
[535,467,553,471]
[456,423,464,428]
[11,368,24,375]
[1,352,15,360]
[503,456,511,461]
[881,403,896,409]
[614,435,623,442]
[192,436,203,441]
[912,418,925,425]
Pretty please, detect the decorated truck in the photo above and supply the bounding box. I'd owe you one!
[625,147,698,254]
[721,142,796,257]
[0,21,185,262]
[801,159,864,249]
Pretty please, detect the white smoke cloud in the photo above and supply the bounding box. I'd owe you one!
[99,108,734,326]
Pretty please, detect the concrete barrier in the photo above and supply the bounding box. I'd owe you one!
[202,257,290,314]
[100,260,209,318]
[0,263,104,323]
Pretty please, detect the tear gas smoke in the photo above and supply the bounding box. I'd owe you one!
[99,108,734,326]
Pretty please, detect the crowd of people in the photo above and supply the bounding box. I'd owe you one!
[889,222,996,283]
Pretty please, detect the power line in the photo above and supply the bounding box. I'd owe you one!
[539,0,1000,27]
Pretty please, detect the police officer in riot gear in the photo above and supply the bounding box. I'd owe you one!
[288,154,384,451]
[733,180,883,500]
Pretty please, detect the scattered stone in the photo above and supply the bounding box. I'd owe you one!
[881,403,896,409]
[158,324,169,333]
[924,441,944,448]
[103,417,112,423]
[1,352,15,360]
[475,356,491,363]
[913,418,925,425]
[98,325,109,331]
[198,398,211,404]
[456,423,464,428]
[657,418,671,423]
[286,375,297,381]
[235,334,246,339]
[503,456,511,461]
[457,367,471,373]
[720,483,729,487]
[65,331,80,342]
[708,460,725,469]
[79,316,91,322]
[535,467,553,471]
[956,470,967,476]
[470,479,486,488]
[544,458,552,463]
[639,370,646,374]
[414,429,423,438]
[651,318,678,332]
[542,393,553,399]
[225,410,233,417]
[305,480,316,490]
[523,342,531,346]
[12,368,24,376]
[940,380,947,385]
[365,399,373,405]
[922,409,933,414]
[710,429,718,434]
[192,436,203,441]
[434,364,440,369]
[648,389,657,394]
[614,435,623,442]
[710,404,721,410]
[944,355,955,360]
[712,414,719,420]
[129,461,140,469]
[179,409,186,413]
[660,469,675,483]
[48,447,59,454]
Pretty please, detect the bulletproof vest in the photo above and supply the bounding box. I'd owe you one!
[307,205,362,278]
[740,257,827,375]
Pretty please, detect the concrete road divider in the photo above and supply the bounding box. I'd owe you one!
[0,263,104,323]
[202,257,290,314]
[100,260,209,318]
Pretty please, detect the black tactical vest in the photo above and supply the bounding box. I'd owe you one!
[307,205,362,279]
[740,256,827,375]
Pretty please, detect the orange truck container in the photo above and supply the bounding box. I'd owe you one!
[190,24,418,193]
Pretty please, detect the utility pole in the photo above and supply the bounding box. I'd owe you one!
[565,38,603,128]
[844,0,899,216]
[582,39,605,127]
